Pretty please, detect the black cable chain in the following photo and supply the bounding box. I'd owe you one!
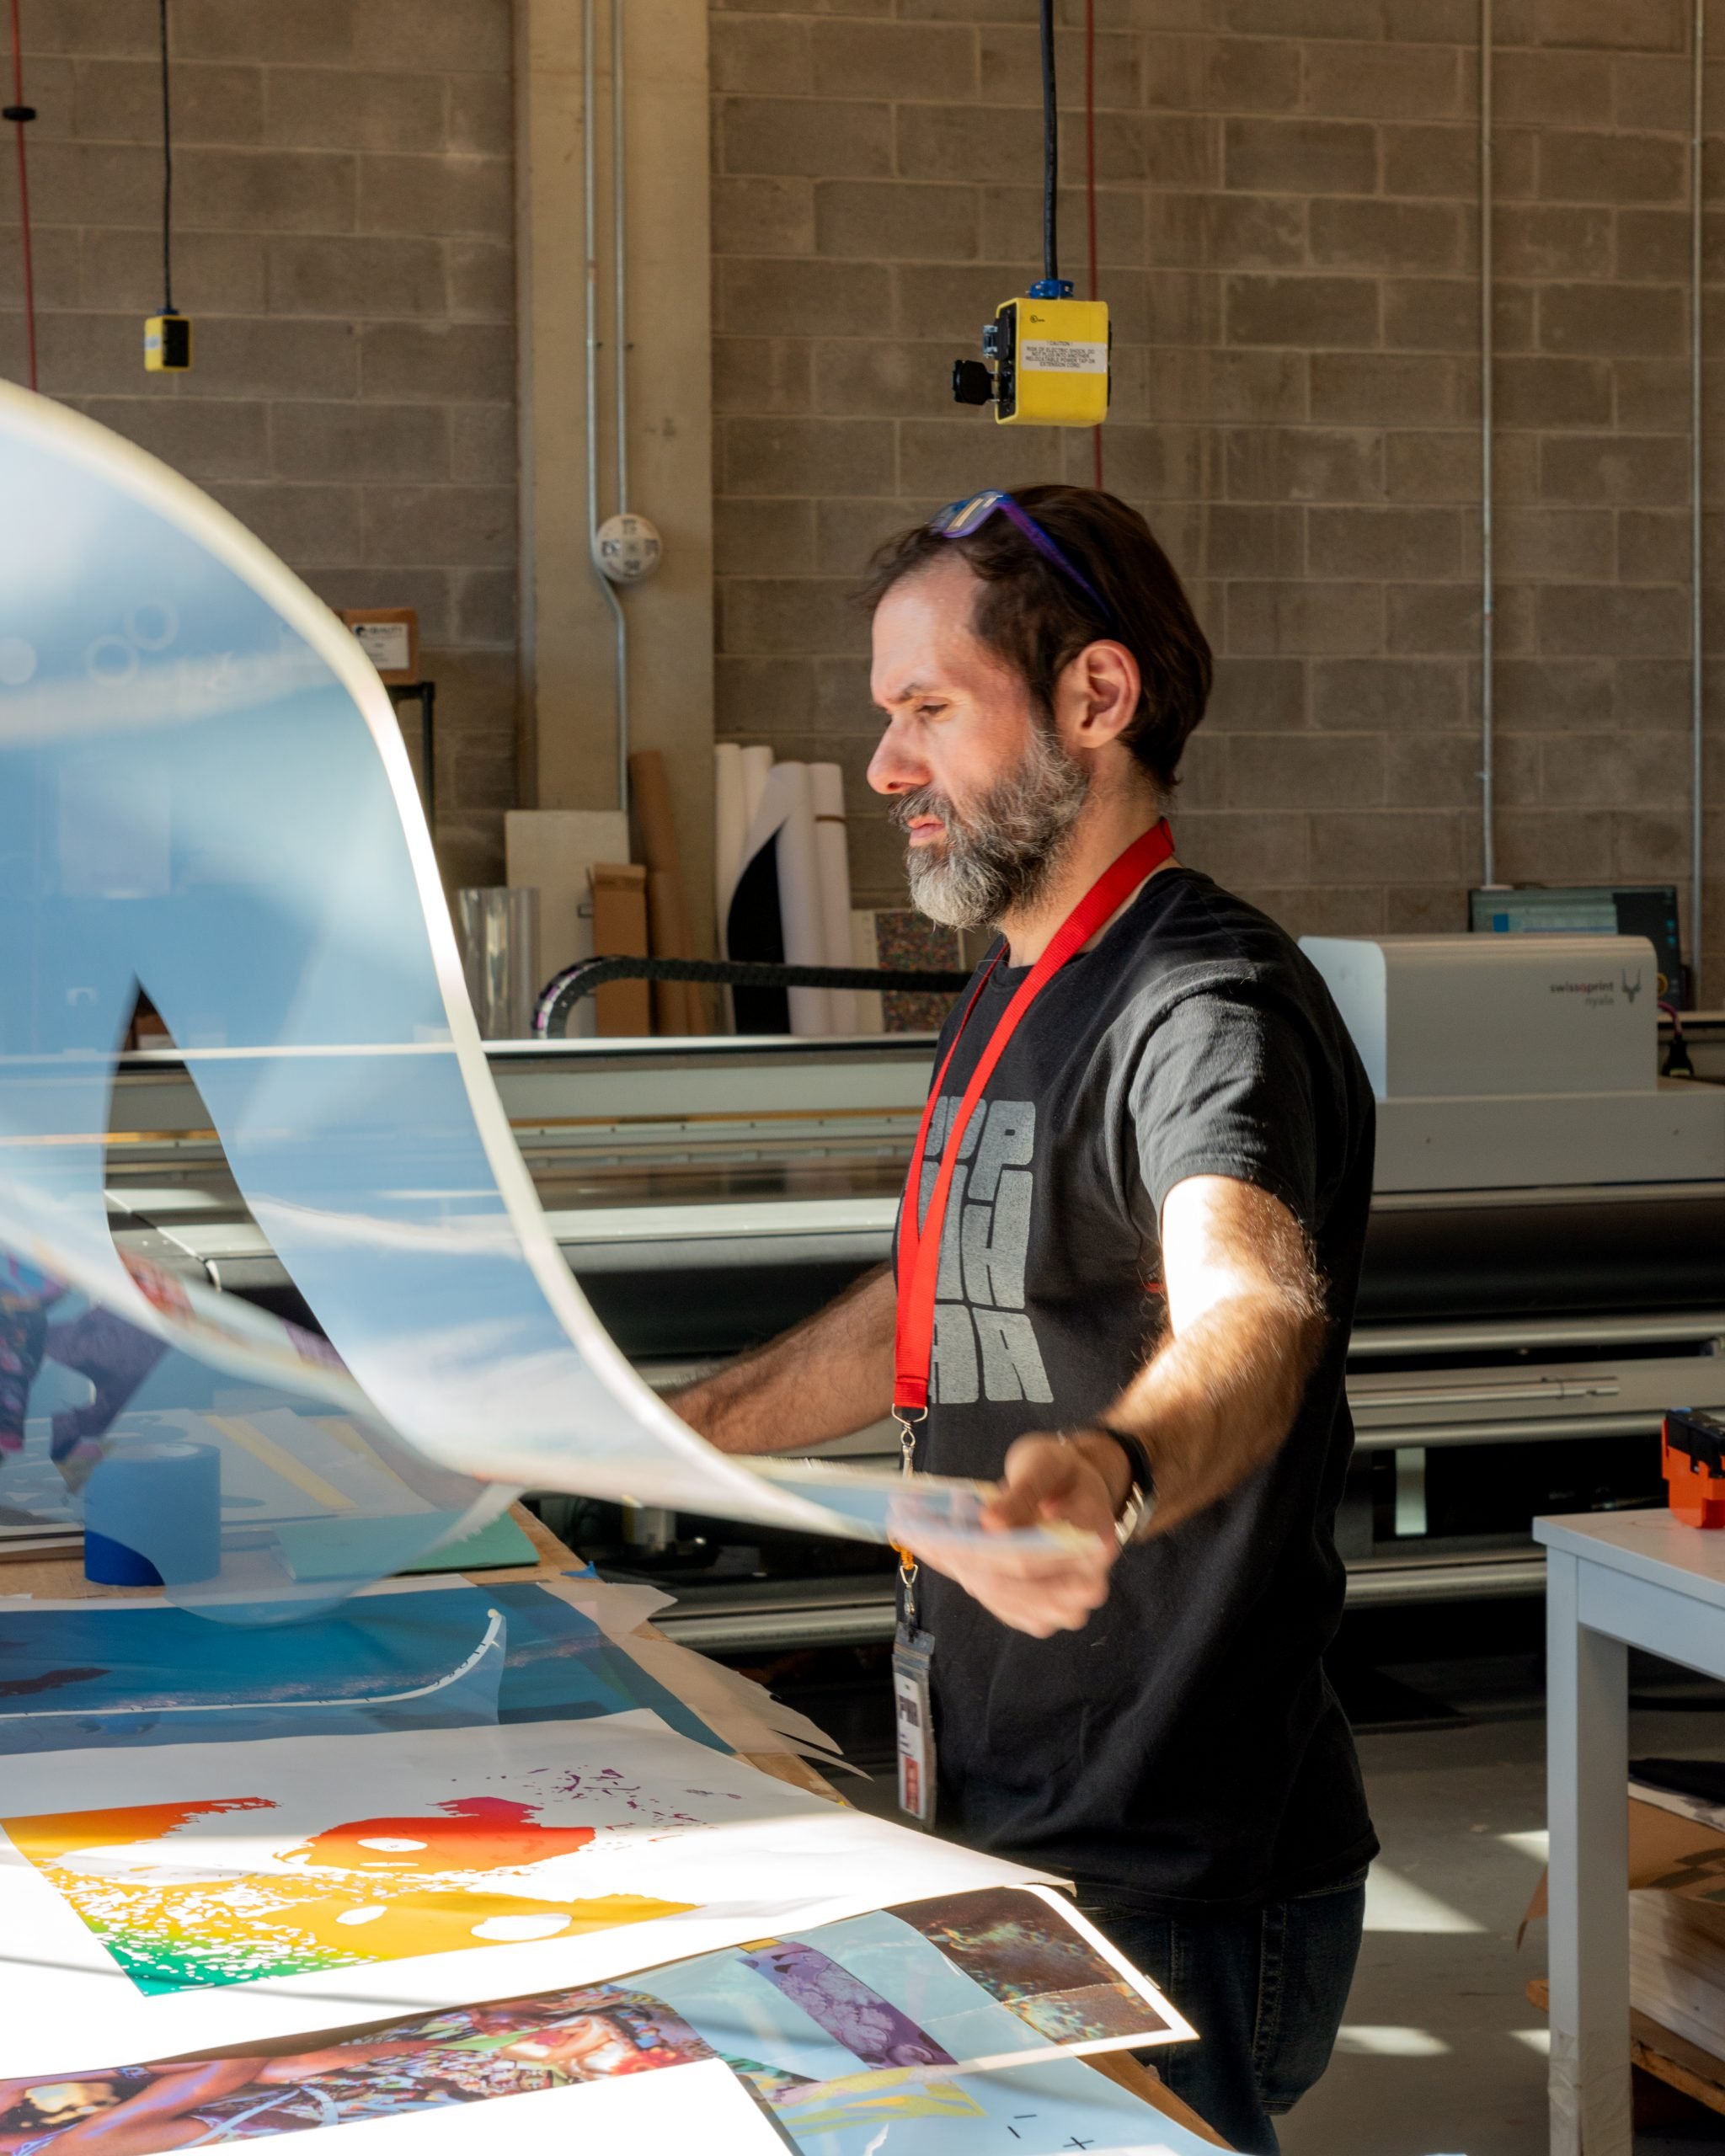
[535,954,971,1038]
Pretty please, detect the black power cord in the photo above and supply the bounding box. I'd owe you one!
[158,0,174,316]
[1040,0,1058,285]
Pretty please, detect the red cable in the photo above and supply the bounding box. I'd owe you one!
[7,0,36,392]
[1085,0,1101,489]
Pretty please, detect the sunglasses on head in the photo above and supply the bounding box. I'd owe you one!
[928,490,1121,635]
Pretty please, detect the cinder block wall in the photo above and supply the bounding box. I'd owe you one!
[711,0,1720,986]
[0,0,517,889]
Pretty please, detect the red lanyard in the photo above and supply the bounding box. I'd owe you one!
[893,817,1176,1417]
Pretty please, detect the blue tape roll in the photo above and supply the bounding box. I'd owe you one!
[83,1439,221,1587]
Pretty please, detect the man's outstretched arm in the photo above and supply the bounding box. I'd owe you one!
[668,1261,897,1456]
[935,1174,1327,1636]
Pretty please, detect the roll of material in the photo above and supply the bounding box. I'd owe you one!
[456,887,540,1040]
[83,1438,221,1587]
[726,760,830,1036]
[809,762,856,1035]
[850,909,886,1034]
[713,744,746,955]
[629,749,702,1035]
[740,744,772,834]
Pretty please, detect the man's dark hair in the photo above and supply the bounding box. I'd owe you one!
[857,485,1213,792]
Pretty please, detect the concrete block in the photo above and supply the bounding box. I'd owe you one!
[1226,275,1379,350]
[813,20,978,99]
[302,566,457,643]
[1311,657,1467,731]
[19,2,158,57]
[1494,505,1616,580]
[716,498,818,575]
[77,227,268,313]
[168,0,359,63]
[24,140,167,227]
[174,147,358,233]
[264,68,446,154]
[1199,505,1306,578]
[1381,123,1477,200]
[359,154,512,238]
[1223,116,1377,196]
[711,15,813,96]
[720,577,871,657]
[0,227,78,312]
[1536,583,1688,656]
[714,655,820,736]
[1538,130,1687,205]
[1541,280,1687,360]
[724,416,896,497]
[1616,507,1690,584]
[1140,114,1219,188]
[1149,192,1306,271]
[896,102,1047,184]
[1309,504,1461,579]
[1382,430,1486,504]
[1614,658,1692,727]
[1494,204,1613,280]
[268,236,448,318]
[895,414,1064,498]
[450,403,516,484]
[720,256,889,337]
[984,25,1140,106]
[75,59,264,146]
[1386,732,1531,810]
[353,0,512,72]
[1539,431,1690,504]
[720,96,891,179]
[1538,729,1690,806]
[1206,657,1308,731]
[208,480,363,566]
[1496,0,1687,54]
[1226,732,1386,809]
[1311,353,1463,424]
[1616,208,1692,283]
[1494,354,1612,427]
[984,184,1145,269]
[713,337,814,414]
[1493,49,1613,125]
[79,394,270,480]
[272,400,450,481]
[1153,349,1308,423]
[189,315,360,397]
[815,496,921,572]
[1225,425,1385,504]
[1382,277,1482,354]
[815,181,979,261]
[447,239,513,320]
[360,321,513,402]
[714,178,816,257]
[1222,0,1474,35]
[446,75,512,157]
[1145,34,1300,113]
[1173,809,1308,889]
[451,568,517,648]
[810,339,965,418]
[1493,655,1616,728]
[1612,55,1692,134]
[1303,40,1463,120]
[1308,808,1461,882]
[1308,199,1467,275]
[1228,579,1383,655]
[364,484,514,568]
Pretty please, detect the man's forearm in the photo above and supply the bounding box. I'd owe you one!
[668,1262,896,1456]
[1093,1292,1322,1537]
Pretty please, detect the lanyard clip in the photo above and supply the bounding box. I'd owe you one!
[890,1403,927,1614]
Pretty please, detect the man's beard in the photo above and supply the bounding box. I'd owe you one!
[894,722,1091,931]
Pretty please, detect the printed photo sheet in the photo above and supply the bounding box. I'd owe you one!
[0,1887,1191,2156]
[0,1710,1051,2076]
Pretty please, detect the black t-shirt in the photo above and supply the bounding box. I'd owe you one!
[901,864,1378,1913]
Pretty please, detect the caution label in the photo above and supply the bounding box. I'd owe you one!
[1020,340,1108,374]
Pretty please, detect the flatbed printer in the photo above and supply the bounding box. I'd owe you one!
[96,933,1725,1651]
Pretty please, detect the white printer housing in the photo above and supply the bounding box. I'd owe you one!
[1298,934,1725,1193]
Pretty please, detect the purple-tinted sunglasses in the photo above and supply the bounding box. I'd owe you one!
[930,489,1121,634]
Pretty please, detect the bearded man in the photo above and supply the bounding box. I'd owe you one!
[672,486,1377,2155]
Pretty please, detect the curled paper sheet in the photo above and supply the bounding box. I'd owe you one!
[0,384,1073,1609]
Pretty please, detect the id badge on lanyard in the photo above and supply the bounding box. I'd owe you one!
[886,819,1175,1824]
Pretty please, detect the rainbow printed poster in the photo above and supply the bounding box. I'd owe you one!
[0,1712,1049,2079]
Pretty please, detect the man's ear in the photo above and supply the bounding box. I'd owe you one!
[1060,641,1143,751]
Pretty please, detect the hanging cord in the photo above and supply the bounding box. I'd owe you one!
[4,0,36,391]
[1039,0,1058,283]
[158,0,174,314]
[1085,0,1102,488]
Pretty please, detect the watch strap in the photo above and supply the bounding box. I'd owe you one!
[1092,1422,1156,1545]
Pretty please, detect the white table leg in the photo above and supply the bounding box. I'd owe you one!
[1546,1549,1631,2156]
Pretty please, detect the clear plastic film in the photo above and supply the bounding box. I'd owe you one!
[0,384,1076,1608]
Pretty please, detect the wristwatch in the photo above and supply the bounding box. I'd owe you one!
[1092,1422,1157,1546]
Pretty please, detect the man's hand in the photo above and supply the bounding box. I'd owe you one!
[903,1431,1131,1639]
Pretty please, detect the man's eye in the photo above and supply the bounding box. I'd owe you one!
[916,702,948,720]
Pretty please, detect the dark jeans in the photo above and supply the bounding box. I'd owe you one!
[1074,1869,1367,2156]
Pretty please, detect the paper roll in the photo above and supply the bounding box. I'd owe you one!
[809,762,856,1035]
[740,744,772,831]
[713,744,746,953]
[726,760,830,1035]
[850,910,885,1034]
[628,749,702,1035]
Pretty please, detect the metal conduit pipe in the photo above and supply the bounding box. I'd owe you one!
[583,0,628,814]
[1693,0,1706,1004]
[1479,0,1496,889]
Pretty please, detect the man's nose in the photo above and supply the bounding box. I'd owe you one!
[867,716,929,797]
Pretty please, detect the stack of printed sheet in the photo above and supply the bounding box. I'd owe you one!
[0,1575,1208,2156]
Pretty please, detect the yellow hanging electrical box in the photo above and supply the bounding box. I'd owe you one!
[144,313,193,372]
[951,287,1110,429]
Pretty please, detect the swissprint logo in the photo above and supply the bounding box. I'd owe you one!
[1549,977,1617,1010]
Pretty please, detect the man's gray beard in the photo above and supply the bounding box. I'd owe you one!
[897,723,1091,931]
